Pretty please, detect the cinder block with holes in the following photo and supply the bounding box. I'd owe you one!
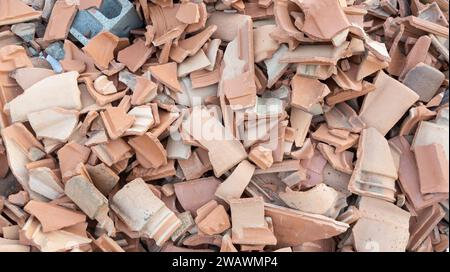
[69,0,143,45]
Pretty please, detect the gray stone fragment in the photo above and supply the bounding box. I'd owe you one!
[0,172,22,198]
[44,42,65,60]
[403,63,445,102]
[11,23,36,42]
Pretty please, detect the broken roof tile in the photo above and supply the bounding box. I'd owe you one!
[24,200,86,232]
[215,160,256,202]
[43,0,77,42]
[28,108,79,142]
[291,75,330,112]
[6,71,82,123]
[358,71,419,135]
[0,0,41,26]
[118,39,154,73]
[111,178,181,246]
[414,143,449,194]
[128,132,167,169]
[352,196,410,252]
[348,127,397,202]
[83,32,119,70]
[230,197,277,245]
[148,62,182,92]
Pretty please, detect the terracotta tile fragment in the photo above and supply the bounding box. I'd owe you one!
[100,106,134,140]
[348,128,397,202]
[408,204,446,251]
[7,191,29,207]
[414,143,449,194]
[28,167,64,200]
[265,203,349,247]
[291,75,330,112]
[83,32,119,70]
[174,177,221,215]
[148,62,182,92]
[65,174,115,235]
[311,124,359,153]
[403,63,445,102]
[182,107,247,177]
[280,184,346,219]
[43,0,77,42]
[91,138,132,167]
[128,132,167,169]
[196,202,230,236]
[118,39,153,73]
[24,200,86,232]
[10,67,55,90]
[94,75,117,95]
[6,71,82,123]
[85,163,119,196]
[0,0,42,26]
[28,108,79,142]
[20,217,91,252]
[230,197,277,245]
[57,141,90,181]
[352,197,410,252]
[317,143,354,174]
[215,160,255,202]
[176,2,200,24]
[111,178,181,246]
[359,71,419,135]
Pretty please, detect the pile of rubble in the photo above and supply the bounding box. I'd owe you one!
[0,0,448,252]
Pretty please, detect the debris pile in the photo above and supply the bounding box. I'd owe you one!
[0,0,449,252]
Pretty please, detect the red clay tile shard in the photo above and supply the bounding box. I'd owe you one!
[348,128,398,202]
[196,202,231,236]
[111,178,181,246]
[0,0,42,26]
[352,196,410,252]
[283,184,346,219]
[0,45,32,72]
[183,108,247,177]
[174,177,221,215]
[6,71,82,123]
[83,32,119,70]
[414,143,449,194]
[291,75,330,112]
[43,0,77,42]
[100,106,134,140]
[78,0,103,10]
[65,175,115,236]
[148,62,182,92]
[170,25,217,63]
[91,138,132,167]
[358,71,419,136]
[176,2,200,24]
[408,204,446,252]
[324,102,365,133]
[265,203,349,247]
[220,17,256,109]
[215,160,255,202]
[311,124,359,153]
[94,75,117,95]
[294,0,351,44]
[254,24,280,63]
[10,67,55,90]
[27,108,79,142]
[280,42,349,65]
[128,132,167,169]
[24,200,86,232]
[317,143,354,174]
[230,197,277,245]
[402,63,445,102]
[118,39,153,73]
[57,141,90,180]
